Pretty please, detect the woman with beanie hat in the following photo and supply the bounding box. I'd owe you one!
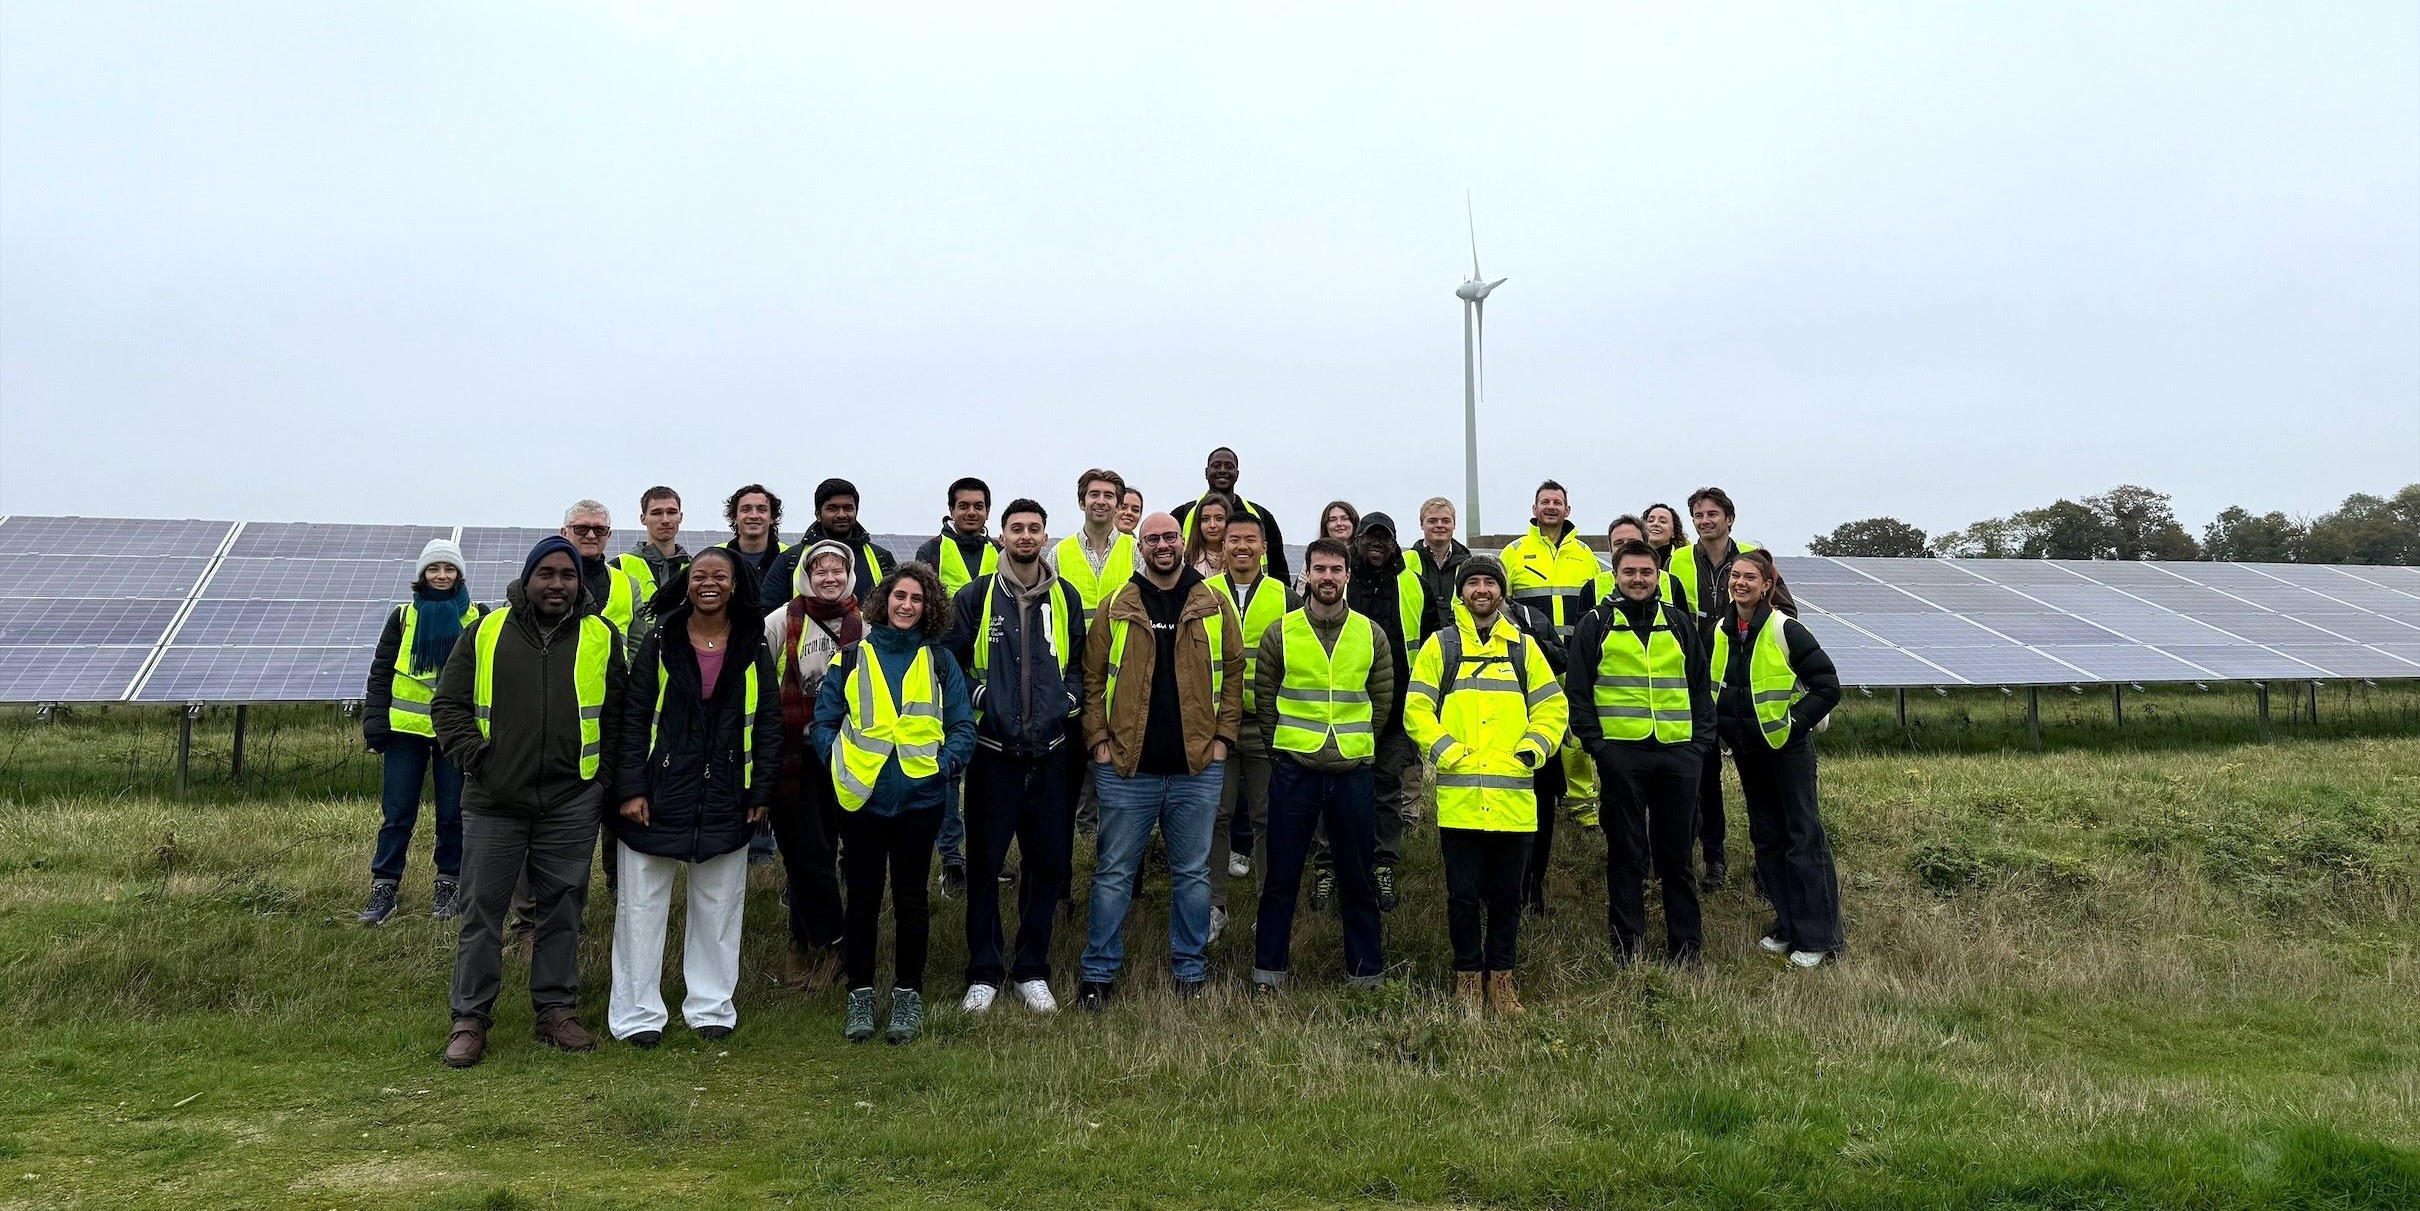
[358,538,484,925]
[761,539,865,990]
[605,548,784,1046]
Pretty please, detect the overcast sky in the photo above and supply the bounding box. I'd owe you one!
[3,2,2414,552]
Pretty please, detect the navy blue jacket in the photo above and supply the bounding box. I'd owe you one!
[942,570,1088,754]
[809,622,977,816]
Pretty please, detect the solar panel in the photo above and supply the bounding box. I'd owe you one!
[0,554,214,600]
[2198,611,2350,644]
[1829,556,1977,584]
[1977,613,2132,646]
[2033,645,2214,682]
[0,645,153,702]
[1892,584,2045,614]
[1916,646,2098,685]
[1791,583,1924,612]
[1771,555,1868,584]
[0,599,183,646]
[1826,646,1962,687]
[1830,611,2010,647]
[174,599,395,647]
[135,646,374,703]
[0,516,231,558]
[203,558,416,601]
[457,527,558,563]
[2154,645,2326,679]
[2276,612,2420,643]
[1797,614,1893,649]
[231,523,449,560]
[1947,559,2083,586]
[2271,646,2420,678]
[2052,610,2238,646]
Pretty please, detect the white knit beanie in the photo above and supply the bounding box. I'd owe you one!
[416,537,468,581]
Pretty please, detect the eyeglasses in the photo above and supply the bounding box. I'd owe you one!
[1139,532,1183,546]
[568,525,610,538]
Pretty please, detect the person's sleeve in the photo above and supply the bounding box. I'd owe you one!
[431,614,485,769]
[1260,506,1290,585]
[872,543,899,577]
[1401,635,1455,765]
[612,633,658,803]
[810,649,851,762]
[1062,583,1088,718]
[748,649,783,807]
[362,606,402,740]
[936,648,978,777]
[1681,610,1717,745]
[1518,603,1569,673]
[1216,599,1245,746]
[944,581,982,712]
[1785,618,1842,732]
[761,548,799,609]
[1252,623,1285,741]
[1566,614,1604,750]
[1517,637,1569,766]
[1080,600,1113,754]
[913,537,942,568]
[1366,621,1396,735]
[600,624,629,791]
[762,613,788,679]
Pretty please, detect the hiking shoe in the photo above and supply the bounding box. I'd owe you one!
[1453,972,1484,1016]
[1074,981,1111,1014]
[1373,865,1400,913]
[1309,868,1335,912]
[963,984,999,1014]
[532,1008,597,1053]
[625,1030,662,1050]
[442,1018,486,1068]
[697,1025,733,1041]
[1175,978,1206,1003]
[1251,981,1279,1004]
[1485,971,1527,1017]
[357,879,399,926]
[886,989,925,1044]
[1013,978,1057,1014]
[1207,906,1227,945]
[1228,852,1251,878]
[1701,860,1728,892]
[938,863,968,898]
[1759,934,1792,954]
[428,877,461,920]
[844,987,878,1042]
[1787,950,1827,969]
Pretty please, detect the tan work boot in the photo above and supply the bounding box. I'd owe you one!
[1485,970,1526,1017]
[1454,971,1484,1016]
[443,1018,487,1069]
[533,1007,598,1053]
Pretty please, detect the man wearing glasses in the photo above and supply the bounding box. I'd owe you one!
[561,501,643,642]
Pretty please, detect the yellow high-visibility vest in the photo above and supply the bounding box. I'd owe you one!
[471,607,612,779]
[388,599,485,737]
[829,644,944,810]
[1269,608,1378,760]
[1054,532,1135,625]
[1401,612,1566,831]
[1590,602,1693,744]
[1213,572,1289,712]
[1711,609,1803,749]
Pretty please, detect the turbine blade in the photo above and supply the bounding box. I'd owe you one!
[1467,193,1482,279]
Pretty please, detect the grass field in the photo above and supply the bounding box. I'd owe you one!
[2,691,2416,1209]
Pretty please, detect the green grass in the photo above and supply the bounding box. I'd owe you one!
[2,706,2417,1208]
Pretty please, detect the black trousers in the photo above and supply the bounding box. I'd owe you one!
[767,768,846,952]
[1731,738,1844,953]
[1696,742,1727,867]
[451,786,600,1024]
[1441,827,1531,972]
[838,806,944,992]
[1519,756,1566,912]
[1598,743,1705,956]
[963,747,1073,987]
[1256,758,1382,982]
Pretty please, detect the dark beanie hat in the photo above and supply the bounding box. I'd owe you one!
[815,478,859,509]
[522,534,581,582]
[1458,554,1506,590]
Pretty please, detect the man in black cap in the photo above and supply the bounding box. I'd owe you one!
[1306,511,1431,913]
[767,477,898,608]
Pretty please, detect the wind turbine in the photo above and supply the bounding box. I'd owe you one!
[1456,197,1506,546]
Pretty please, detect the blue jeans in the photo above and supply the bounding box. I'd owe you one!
[1081,760,1222,984]
[372,733,463,881]
[1255,757,1383,984]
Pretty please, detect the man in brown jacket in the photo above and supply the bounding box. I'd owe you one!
[1074,512,1245,1011]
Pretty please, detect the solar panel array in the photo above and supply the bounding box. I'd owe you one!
[0,514,2413,702]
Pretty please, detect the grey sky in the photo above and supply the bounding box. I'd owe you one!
[3,3,2414,553]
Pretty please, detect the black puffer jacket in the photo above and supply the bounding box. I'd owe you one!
[1710,603,1841,753]
[608,600,784,862]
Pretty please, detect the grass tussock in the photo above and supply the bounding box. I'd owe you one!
[0,703,2416,1207]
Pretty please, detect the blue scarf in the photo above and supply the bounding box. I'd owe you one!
[409,583,472,676]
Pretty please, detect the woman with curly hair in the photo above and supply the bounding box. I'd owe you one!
[810,561,977,1042]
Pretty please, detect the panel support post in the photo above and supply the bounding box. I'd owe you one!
[231,705,248,780]
[2307,681,2319,727]
[2026,687,2041,751]
[2255,683,2272,743]
[1895,688,1907,734]
[2112,684,2124,729]
[176,705,197,798]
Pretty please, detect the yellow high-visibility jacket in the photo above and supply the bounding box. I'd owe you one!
[1402,609,1567,832]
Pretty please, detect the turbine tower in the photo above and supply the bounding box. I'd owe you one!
[1456,197,1506,546]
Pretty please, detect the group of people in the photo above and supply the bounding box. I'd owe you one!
[357,449,1844,1069]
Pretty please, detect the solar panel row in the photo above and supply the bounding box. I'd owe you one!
[0,515,2413,702]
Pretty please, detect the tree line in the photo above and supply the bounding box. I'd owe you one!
[1806,483,2420,564]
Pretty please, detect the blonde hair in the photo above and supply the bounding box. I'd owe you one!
[1418,496,1456,522]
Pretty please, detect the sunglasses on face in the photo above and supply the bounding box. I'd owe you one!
[569,525,609,538]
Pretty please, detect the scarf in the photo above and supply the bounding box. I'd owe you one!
[408,583,472,676]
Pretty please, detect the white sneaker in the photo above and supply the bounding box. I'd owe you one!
[1208,906,1228,944]
[1228,853,1251,878]
[1758,935,1791,954]
[962,983,998,1013]
[1014,978,1057,1013]
[1787,950,1826,969]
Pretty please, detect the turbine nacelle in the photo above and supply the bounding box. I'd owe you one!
[1455,276,1506,302]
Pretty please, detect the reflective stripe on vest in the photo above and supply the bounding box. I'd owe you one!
[1592,605,1693,744]
[1053,533,1135,624]
[1102,588,1225,723]
[389,599,484,737]
[1711,610,1801,749]
[972,576,1076,722]
[829,644,944,810]
[1502,524,1599,636]
[1392,565,1424,646]
[471,607,611,778]
[1213,572,1288,712]
[1269,609,1377,759]
[600,567,639,635]
[613,552,659,605]
[937,539,999,597]
[1670,539,1760,618]
[648,654,763,790]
